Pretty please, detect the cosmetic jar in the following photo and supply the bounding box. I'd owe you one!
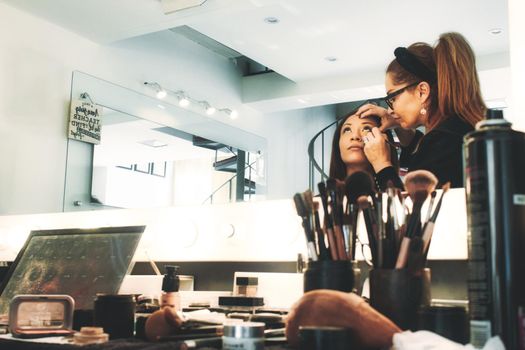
[222,322,265,350]
[298,326,355,350]
[73,327,109,345]
[93,294,135,339]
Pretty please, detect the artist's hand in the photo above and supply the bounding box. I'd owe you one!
[363,127,392,173]
[356,103,400,132]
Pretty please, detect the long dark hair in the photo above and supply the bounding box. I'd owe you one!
[329,109,399,181]
[387,32,486,130]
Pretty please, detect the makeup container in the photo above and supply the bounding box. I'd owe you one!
[222,322,265,350]
[9,295,75,338]
[464,110,525,349]
[303,260,355,293]
[73,326,109,345]
[298,326,355,350]
[416,305,469,344]
[161,265,181,311]
[235,277,258,297]
[93,294,135,339]
[369,268,431,330]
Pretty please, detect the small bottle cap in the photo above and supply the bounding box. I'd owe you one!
[162,265,180,292]
[223,322,265,338]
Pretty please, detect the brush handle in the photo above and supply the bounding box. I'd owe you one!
[395,237,411,269]
[333,225,349,260]
[325,227,339,260]
[314,211,330,260]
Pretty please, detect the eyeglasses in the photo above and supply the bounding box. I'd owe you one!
[382,81,420,109]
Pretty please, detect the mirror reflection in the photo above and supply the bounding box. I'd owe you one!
[92,108,265,208]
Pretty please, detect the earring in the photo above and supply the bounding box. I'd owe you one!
[420,107,427,115]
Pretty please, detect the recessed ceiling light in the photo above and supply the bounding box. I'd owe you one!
[264,17,279,24]
[139,139,168,148]
[489,28,503,35]
[325,56,337,62]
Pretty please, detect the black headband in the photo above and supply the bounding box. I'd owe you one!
[394,47,436,84]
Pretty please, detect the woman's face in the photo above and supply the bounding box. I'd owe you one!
[338,114,377,168]
[385,73,425,129]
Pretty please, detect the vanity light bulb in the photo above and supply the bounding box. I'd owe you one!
[179,97,190,108]
[206,106,216,115]
[156,90,167,99]
[229,110,239,120]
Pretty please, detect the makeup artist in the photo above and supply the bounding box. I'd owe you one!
[356,32,486,190]
[330,110,402,189]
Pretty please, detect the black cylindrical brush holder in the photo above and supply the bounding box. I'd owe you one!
[303,260,355,293]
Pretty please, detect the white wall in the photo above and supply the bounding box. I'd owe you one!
[261,105,336,199]
[0,3,332,215]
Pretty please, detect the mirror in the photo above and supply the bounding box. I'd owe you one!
[64,71,268,211]
[91,108,264,208]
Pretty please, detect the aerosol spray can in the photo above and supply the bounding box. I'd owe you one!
[463,110,525,349]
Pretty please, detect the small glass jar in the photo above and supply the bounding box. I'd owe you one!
[222,322,265,350]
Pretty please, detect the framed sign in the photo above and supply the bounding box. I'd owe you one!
[68,99,101,144]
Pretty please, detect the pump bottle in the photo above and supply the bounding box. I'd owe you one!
[160,265,180,311]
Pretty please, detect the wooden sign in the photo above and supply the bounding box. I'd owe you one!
[68,99,101,144]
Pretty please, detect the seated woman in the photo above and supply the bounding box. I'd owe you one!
[329,109,401,189]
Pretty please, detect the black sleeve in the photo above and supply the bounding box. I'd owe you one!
[403,130,465,188]
[399,130,424,168]
[375,166,404,192]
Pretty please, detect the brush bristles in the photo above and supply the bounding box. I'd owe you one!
[345,171,375,203]
[404,170,438,198]
[356,196,371,209]
[302,190,314,212]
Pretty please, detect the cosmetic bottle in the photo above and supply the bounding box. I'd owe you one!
[222,322,265,350]
[463,109,525,349]
[160,265,180,311]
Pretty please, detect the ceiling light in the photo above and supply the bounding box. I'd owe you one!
[264,17,279,24]
[220,108,239,119]
[324,56,337,62]
[144,82,167,99]
[139,139,168,148]
[178,96,190,108]
[145,81,238,119]
[200,101,216,115]
[488,28,503,35]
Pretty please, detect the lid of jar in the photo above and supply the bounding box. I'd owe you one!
[223,322,265,338]
[95,294,135,302]
[298,326,354,350]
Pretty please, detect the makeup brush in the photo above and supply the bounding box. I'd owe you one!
[395,170,438,268]
[345,171,378,266]
[424,190,437,223]
[305,191,330,261]
[293,192,318,261]
[421,182,451,256]
[317,182,338,260]
[327,178,348,260]
[403,170,438,238]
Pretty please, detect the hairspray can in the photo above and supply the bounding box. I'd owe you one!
[463,110,525,349]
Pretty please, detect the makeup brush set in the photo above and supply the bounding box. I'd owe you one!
[293,170,450,272]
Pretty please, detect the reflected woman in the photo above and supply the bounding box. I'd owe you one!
[329,110,401,189]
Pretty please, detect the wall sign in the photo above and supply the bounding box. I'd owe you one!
[68,99,101,144]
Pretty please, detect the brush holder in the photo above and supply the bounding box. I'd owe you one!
[303,260,356,293]
[369,268,431,330]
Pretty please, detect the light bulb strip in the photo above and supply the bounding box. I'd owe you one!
[144,81,238,119]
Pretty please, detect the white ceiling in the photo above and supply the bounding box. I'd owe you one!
[2,0,510,109]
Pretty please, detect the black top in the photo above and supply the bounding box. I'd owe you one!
[376,115,474,191]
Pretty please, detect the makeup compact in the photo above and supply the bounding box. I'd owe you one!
[9,295,75,338]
